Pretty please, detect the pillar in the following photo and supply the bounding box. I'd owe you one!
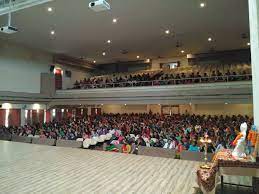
[44,109,47,123]
[20,109,26,126]
[248,0,259,128]
[4,109,9,127]
[87,107,91,116]
[50,109,56,121]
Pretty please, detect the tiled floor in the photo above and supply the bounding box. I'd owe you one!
[0,141,200,194]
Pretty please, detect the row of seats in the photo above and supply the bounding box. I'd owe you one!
[138,146,214,162]
[89,63,251,82]
[1,134,82,148]
[0,134,214,162]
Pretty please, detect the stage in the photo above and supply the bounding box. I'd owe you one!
[0,141,200,194]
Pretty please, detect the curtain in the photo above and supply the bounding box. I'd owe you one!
[8,109,21,127]
[0,109,5,126]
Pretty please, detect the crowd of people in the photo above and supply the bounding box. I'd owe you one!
[0,113,253,153]
[73,70,252,89]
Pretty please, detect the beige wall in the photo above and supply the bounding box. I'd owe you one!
[0,42,51,93]
[147,105,162,114]
[101,104,253,116]
[102,104,148,114]
[191,104,253,116]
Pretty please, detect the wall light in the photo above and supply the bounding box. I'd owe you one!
[2,103,12,109]
[52,109,56,117]
[33,103,40,110]
[25,110,28,119]
[44,110,47,123]
[5,109,9,127]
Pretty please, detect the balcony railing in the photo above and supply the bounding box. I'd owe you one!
[72,74,252,90]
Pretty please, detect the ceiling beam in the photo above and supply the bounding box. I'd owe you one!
[0,0,53,16]
[53,54,96,71]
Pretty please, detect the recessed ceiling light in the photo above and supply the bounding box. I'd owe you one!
[102,52,106,56]
[208,37,212,42]
[181,50,185,53]
[200,2,206,8]
[165,30,170,34]
[50,30,55,35]
[247,42,251,46]
[47,7,53,12]
[107,40,111,44]
[136,56,140,59]
[186,54,193,59]
[112,18,117,23]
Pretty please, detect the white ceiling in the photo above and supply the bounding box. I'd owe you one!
[0,0,250,64]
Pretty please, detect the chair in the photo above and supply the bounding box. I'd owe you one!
[56,139,83,148]
[180,150,214,162]
[11,135,32,143]
[0,134,12,141]
[32,138,56,146]
[138,146,176,159]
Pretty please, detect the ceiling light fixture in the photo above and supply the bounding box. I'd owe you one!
[47,7,53,12]
[93,60,96,63]
[165,30,170,34]
[200,2,206,8]
[107,40,111,44]
[102,52,106,56]
[208,37,212,42]
[136,56,140,59]
[50,30,55,35]
[112,18,117,23]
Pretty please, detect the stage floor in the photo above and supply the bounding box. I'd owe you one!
[0,141,200,194]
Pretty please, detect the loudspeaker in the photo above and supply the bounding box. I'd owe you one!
[50,65,55,73]
[65,70,72,78]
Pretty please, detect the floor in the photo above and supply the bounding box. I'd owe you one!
[0,141,253,194]
[0,141,200,194]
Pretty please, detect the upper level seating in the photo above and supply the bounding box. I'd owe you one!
[72,66,252,90]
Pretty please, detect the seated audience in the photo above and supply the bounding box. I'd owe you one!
[72,69,251,90]
[1,113,252,155]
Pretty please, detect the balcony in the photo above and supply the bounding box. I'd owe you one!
[53,75,253,105]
